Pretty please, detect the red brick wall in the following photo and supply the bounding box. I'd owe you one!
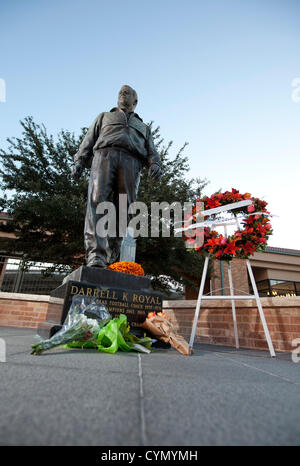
[210,258,249,296]
[46,301,64,324]
[163,297,300,353]
[185,258,249,299]
[0,293,63,328]
[1,292,300,353]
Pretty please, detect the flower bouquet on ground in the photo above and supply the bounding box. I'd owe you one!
[141,312,194,356]
[65,312,153,354]
[31,296,153,355]
[31,296,111,355]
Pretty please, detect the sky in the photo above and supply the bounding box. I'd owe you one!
[1,0,300,249]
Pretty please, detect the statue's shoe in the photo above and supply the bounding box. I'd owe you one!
[86,259,106,268]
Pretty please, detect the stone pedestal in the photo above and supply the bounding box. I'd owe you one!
[37,266,162,339]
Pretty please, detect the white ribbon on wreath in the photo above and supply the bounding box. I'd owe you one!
[175,199,275,234]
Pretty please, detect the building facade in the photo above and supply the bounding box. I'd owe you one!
[186,247,300,299]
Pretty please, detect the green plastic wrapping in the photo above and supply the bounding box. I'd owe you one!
[66,314,152,354]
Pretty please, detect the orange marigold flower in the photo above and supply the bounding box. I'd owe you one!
[108,261,145,276]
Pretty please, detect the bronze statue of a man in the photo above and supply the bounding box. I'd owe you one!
[72,85,162,267]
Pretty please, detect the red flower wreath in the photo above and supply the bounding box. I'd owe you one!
[183,188,273,260]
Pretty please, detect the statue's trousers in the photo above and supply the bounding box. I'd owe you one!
[84,148,142,266]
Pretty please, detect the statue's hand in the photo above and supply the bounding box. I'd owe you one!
[148,163,162,180]
[71,163,84,181]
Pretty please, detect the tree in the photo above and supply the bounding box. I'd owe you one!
[135,124,209,292]
[0,117,209,292]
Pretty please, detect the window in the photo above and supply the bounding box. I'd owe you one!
[253,279,300,297]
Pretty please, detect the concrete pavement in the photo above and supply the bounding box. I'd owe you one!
[0,326,299,446]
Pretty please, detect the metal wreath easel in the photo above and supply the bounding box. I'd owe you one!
[179,199,276,358]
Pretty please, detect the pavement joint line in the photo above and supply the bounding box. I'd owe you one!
[213,352,299,385]
[138,354,147,446]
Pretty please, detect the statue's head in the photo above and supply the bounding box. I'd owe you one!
[118,85,138,112]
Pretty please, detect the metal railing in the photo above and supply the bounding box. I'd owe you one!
[0,256,72,295]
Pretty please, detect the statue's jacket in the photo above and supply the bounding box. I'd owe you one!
[74,107,161,169]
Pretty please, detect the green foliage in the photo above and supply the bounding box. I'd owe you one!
[0,116,89,269]
[136,124,209,293]
[0,117,209,292]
